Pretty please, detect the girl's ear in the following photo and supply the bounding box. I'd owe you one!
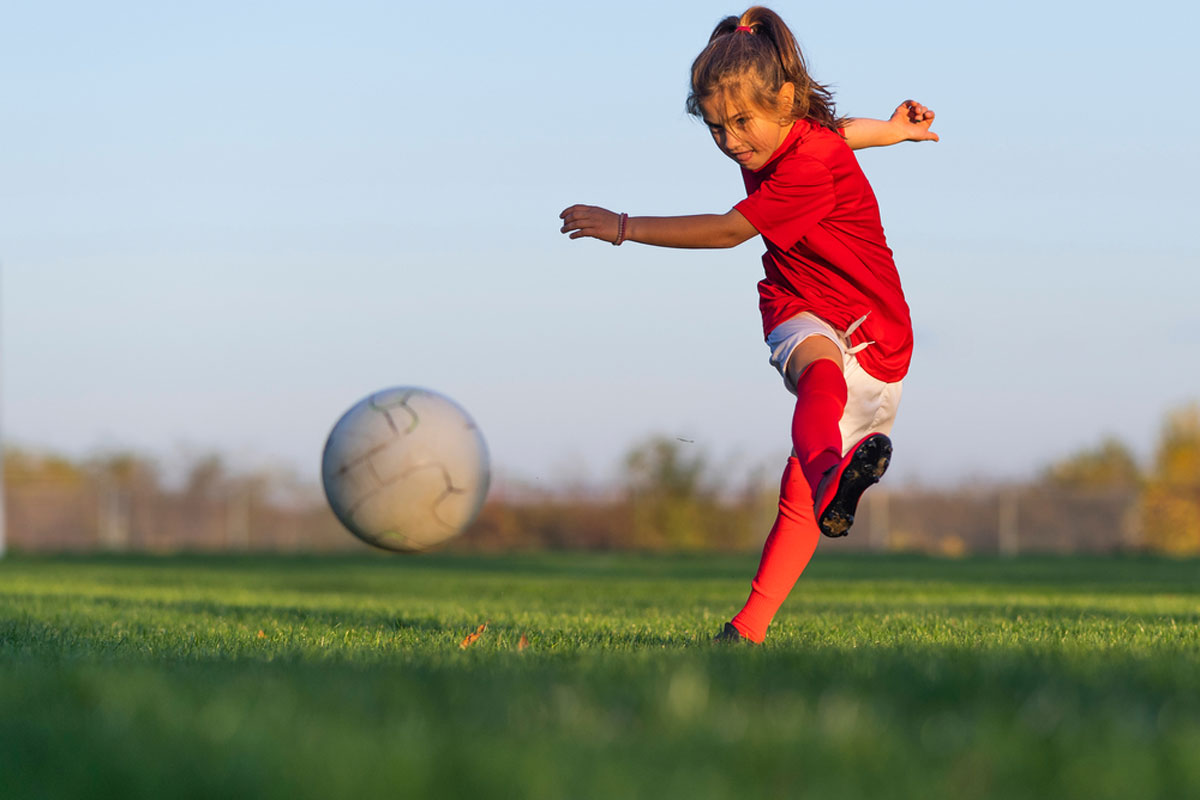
[777,81,796,121]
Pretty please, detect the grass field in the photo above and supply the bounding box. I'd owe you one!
[2,552,1198,799]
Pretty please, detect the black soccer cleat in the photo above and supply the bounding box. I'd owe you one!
[813,433,891,538]
[712,622,754,644]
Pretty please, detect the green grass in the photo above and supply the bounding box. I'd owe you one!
[2,552,1198,799]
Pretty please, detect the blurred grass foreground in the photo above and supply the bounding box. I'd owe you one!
[2,552,1199,800]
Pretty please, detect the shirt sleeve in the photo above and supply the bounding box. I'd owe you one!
[734,155,836,251]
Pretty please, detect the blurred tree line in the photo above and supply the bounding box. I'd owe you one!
[4,404,1200,555]
[4,450,346,552]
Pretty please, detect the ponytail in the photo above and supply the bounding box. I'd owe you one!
[687,6,843,132]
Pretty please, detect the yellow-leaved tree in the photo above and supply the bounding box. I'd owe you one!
[1139,404,1200,555]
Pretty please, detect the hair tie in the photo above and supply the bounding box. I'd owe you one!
[735,25,753,32]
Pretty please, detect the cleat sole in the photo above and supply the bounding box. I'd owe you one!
[818,435,891,538]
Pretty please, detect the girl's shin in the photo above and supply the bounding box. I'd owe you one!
[730,457,820,642]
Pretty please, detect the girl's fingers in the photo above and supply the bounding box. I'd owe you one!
[560,205,619,241]
[900,100,935,125]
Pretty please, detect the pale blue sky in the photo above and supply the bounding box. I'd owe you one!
[3,0,1198,487]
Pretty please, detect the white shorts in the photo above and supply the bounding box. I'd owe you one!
[766,312,903,456]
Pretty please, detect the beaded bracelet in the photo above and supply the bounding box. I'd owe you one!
[613,212,628,246]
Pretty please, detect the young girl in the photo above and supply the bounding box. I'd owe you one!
[559,6,937,643]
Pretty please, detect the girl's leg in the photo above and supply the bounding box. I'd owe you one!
[815,357,899,537]
[729,456,820,642]
[786,350,848,492]
[729,340,846,643]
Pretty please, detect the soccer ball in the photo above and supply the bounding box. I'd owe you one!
[321,387,490,552]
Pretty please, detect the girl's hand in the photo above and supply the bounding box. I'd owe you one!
[890,100,939,143]
[840,102,939,150]
[560,204,620,243]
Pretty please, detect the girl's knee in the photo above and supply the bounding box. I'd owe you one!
[783,335,843,388]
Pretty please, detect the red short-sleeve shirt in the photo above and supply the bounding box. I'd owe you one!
[734,120,912,383]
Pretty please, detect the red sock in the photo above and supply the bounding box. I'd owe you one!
[727,359,847,643]
[730,457,819,642]
[791,359,847,493]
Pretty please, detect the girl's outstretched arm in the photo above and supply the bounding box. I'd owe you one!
[559,205,757,249]
[841,100,939,150]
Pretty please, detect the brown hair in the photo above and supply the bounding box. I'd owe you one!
[686,6,844,132]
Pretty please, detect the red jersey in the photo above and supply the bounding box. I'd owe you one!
[734,120,912,383]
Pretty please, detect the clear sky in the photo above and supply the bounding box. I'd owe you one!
[3,0,1198,488]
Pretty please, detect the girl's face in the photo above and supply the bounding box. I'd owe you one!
[698,85,794,171]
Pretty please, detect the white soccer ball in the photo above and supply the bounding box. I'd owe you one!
[321,387,490,552]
